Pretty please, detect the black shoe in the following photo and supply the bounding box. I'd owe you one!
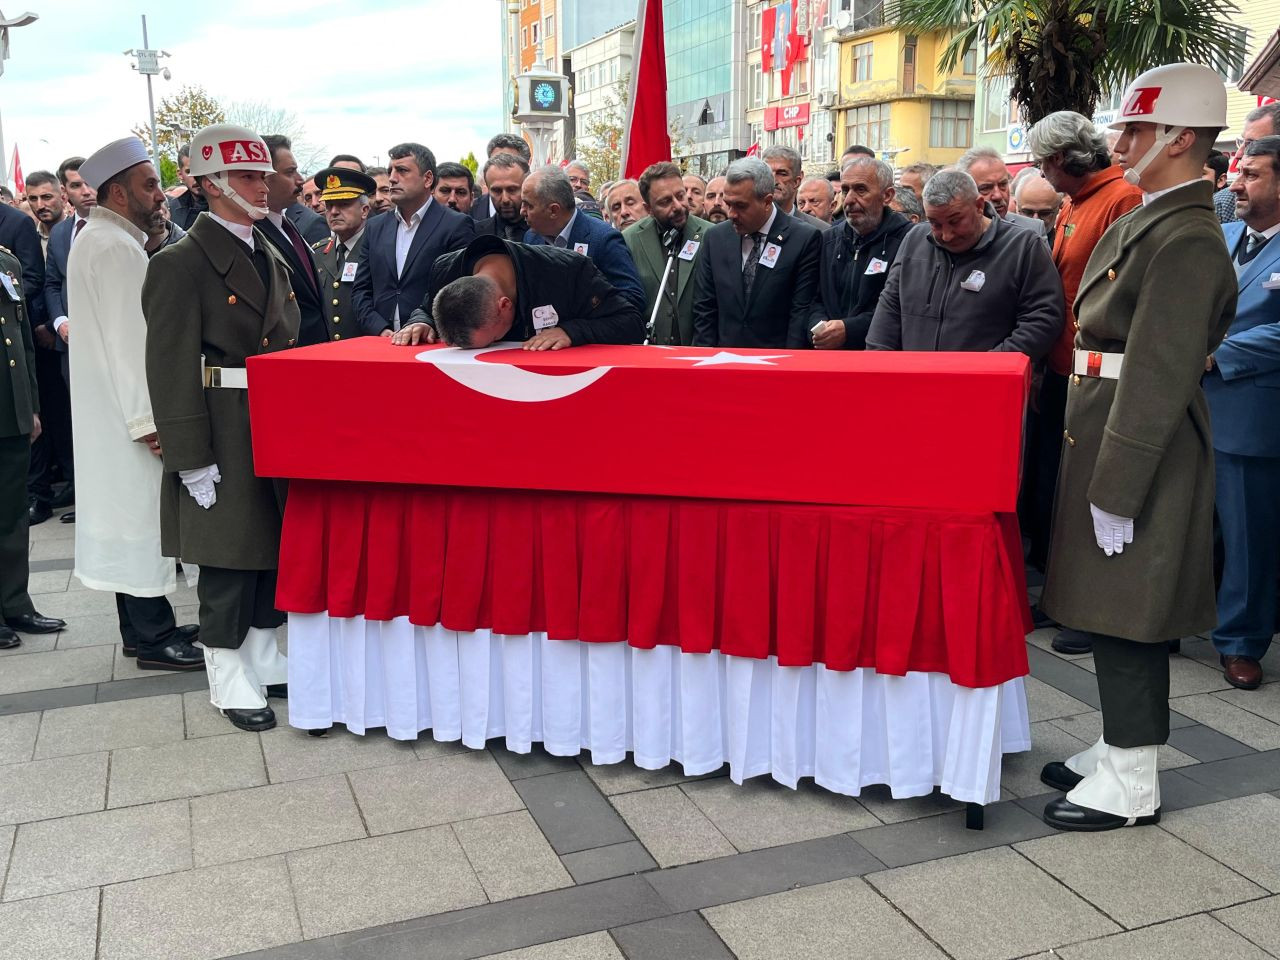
[122,643,137,657]
[265,683,288,699]
[1168,638,1181,654]
[5,613,66,635]
[1043,796,1160,831]
[136,639,206,671]
[59,510,75,524]
[223,706,276,731]
[27,501,52,525]
[0,625,20,650]
[175,624,199,643]
[1051,628,1094,655]
[50,485,75,508]
[1031,606,1058,630]
[1040,761,1085,792]
[307,726,332,737]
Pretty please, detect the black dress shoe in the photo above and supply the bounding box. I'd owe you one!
[136,639,206,671]
[175,624,199,642]
[0,625,20,650]
[265,683,288,699]
[307,726,332,737]
[5,613,66,635]
[1031,606,1058,630]
[223,706,277,731]
[59,510,76,524]
[50,485,75,508]
[1051,628,1094,655]
[27,501,52,525]
[1040,761,1085,792]
[1043,796,1160,831]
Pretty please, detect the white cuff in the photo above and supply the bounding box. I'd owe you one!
[53,316,68,333]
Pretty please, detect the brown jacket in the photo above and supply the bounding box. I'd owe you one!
[142,213,301,569]
[1040,182,1236,642]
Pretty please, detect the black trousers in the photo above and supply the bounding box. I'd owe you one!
[1092,633,1170,747]
[1019,370,1067,573]
[0,434,35,619]
[115,593,178,656]
[26,347,73,507]
[196,566,284,649]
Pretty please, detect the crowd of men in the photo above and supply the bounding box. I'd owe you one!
[0,60,1275,835]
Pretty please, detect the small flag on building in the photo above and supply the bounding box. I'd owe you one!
[10,145,22,197]
[620,0,672,179]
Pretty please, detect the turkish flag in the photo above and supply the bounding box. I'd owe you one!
[762,7,776,72]
[620,0,671,180]
[11,145,23,197]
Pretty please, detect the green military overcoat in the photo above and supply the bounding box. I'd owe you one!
[142,213,301,570]
[1040,182,1236,643]
[0,247,37,438]
[311,230,366,343]
[623,214,711,345]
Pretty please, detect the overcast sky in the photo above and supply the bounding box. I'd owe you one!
[0,0,505,178]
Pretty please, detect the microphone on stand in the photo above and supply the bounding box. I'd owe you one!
[646,227,683,345]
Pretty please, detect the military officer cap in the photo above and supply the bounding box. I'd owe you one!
[313,166,377,202]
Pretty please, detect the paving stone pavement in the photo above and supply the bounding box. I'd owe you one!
[2,522,1280,959]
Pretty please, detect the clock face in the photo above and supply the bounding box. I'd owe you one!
[534,82,557,109]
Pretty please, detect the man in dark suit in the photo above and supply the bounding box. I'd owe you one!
[168,144,207,230]
[309,166,376,342]
[473,134,532,221]
[623,161,711,345]
[390,234,643,349]
[259,134,329,246]
[257,135,328,346]
[474,153,529,241]
[352,142,475,336]
[523,166,645,313]
[692,157,822,349]
[1205,135,1280,690]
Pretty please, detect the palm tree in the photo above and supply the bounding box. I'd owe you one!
[886,0,1249,125]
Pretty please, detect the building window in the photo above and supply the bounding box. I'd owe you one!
[852,42,873,83]
[962,48,977,75]
[749,61,764,109]
[930,99,974,148]
[749,5,763,50]
[982,77,1011,132]
[531,22,539,44]
[846,102,891,152]
[521,26,528,48]
[1212,27,1248,84]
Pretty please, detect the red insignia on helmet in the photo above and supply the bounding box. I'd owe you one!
[201,145,213,160]
[1121,87,1161,118]
[219,140,270,164]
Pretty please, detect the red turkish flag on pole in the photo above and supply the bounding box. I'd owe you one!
[10,145,23,197]
[620,0,671,180]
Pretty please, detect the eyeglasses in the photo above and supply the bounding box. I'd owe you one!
[1236,137,1255,151]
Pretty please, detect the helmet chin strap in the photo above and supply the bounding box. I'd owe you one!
[209,173,270,221]
[1123,124,1186,186]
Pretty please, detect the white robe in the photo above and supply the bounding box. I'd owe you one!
[66,206,175,597]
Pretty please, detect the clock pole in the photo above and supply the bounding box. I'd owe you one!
[512,38,569,167]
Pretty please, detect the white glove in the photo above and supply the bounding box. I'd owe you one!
[1089,503,1133,557]
[179,464,221,510]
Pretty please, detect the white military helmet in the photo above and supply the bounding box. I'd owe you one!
[1108,63,1228,186]
[188,123,276,220]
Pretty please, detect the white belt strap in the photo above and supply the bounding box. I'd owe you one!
[1072,349,1123,380]
[200,355,248,389]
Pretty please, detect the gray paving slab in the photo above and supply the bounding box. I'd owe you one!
[94,670,209,703]
[478,933,624,959]
[259,724,418,782]
[561,841,659,884]
[0,646,113,696]
[0,712,38,765]
[1046,712,1198,770]
[182,689,291,738]
[999,720,1091,798]
[513,770,636,855]
[98,855,302,960]
[611,912,735,960]
[489,744,582,780]
[25,569,70,595]
[107,731,267,807]
[855,798,1056,869]
[190,774,367,867]
[0,751,106,825]
[410,735,473,762]
[1055,913,1272,960]
[1024,676,1094,722]
[706,876,946,960]
[452,810,573,901]
[645,833,884,913]
[581,759,727,796]
[286,825,488,938]
[1172,693,1280,750]
[34,694,185,758]
[349,751,524,835]
[52,611,120,650]
[28,588,117,619]
[1024,646,1102,708]
[0,887,98,960]
[855,784,967,824]
[0,632,57,657]
[28,558,74,573]
[611,785,736,867]
[1214,894,1280,956]
[1216,682,1280,725]
[0,683,97,717]
[868,846,1119,960]
[1015,825,1266,928]
[1178,749,1280,799]
[4,798,191,901]
[680,776,878,852]
[1159,794,1280,893]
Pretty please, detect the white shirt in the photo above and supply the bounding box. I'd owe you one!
[334,226,365,254]
[52,213,90,333]
[741,206,779,267]
[208,211,257,250]
[553,209,580,248]
[395,198,433,276]
[1141,179,1203,207]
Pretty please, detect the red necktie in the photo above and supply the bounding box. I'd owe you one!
[72,218,86,243]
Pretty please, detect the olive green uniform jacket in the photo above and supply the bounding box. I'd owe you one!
[311,229,366,343]
[1040,182,1236,643]
[0,247,37,439]
[142,214,301,570]
[623,214,710,346]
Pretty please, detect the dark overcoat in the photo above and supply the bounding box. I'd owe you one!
[1040,182,1237,642]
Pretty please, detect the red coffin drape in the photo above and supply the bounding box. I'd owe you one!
[277,481,1031,689]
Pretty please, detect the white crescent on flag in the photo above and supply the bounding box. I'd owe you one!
[415,343,611,402]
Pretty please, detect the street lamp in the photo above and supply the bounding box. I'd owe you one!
[124,15,171,166]
[0,8,39,188]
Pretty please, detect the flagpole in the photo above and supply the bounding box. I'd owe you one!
[619,0,646,178]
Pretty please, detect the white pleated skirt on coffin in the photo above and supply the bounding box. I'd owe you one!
[287,613,1030,805]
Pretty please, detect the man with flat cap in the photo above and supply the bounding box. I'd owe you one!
[310,166,376,342]
[67,137,202,670]
[390,233,644,350]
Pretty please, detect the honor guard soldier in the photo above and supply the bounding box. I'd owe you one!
[0,246,66,648]
[142,124,302,732]
[1038,64,1238,831]
[310,166,376,342]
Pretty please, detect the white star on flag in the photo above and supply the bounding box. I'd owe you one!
[667,351,788,367]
